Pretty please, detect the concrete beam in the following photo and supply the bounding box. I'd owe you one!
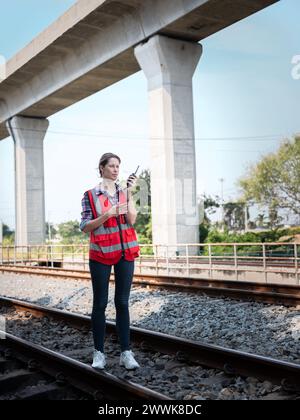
[6,116,48,246]
[0,0,279,140]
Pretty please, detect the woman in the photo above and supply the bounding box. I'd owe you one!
[80,152,140,370]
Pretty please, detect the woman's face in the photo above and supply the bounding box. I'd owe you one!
[102,158,120,180]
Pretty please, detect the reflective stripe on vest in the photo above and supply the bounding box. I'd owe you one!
[123,239,139,249]
[90,242,123,254]
[90,188,102,217]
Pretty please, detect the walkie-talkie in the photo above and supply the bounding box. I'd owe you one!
[126,165,139,208]
[127,165,140,188]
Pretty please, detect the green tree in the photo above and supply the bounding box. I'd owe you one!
[199,194,220,243]
[268,200,284,229]
[133,168,152,243]
[57,220,83,244]
[2,222,14,238]
[238,136,300,223]
[223,201,246,232]
[255,213,267,228]
[1,222,14,245]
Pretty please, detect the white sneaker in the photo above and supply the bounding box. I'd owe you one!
[92,350,106,369]
[120,350,140,370]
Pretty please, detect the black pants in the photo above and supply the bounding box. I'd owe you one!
[89,256,134,352]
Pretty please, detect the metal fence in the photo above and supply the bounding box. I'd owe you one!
[0,242,299,284]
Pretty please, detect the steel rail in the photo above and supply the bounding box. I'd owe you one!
[1,296,299,391]
[1,265,299,306]
[0,331,170,400]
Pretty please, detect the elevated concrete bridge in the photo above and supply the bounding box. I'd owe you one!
[0,0,279,250]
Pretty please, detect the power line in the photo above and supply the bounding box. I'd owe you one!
[4,124,290,142]
[214,149,269,152]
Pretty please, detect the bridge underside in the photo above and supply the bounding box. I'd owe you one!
[0,0,278,140]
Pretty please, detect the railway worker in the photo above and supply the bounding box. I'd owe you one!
[80,152,140,370]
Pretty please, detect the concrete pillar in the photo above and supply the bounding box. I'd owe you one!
[134,35,202,257]
[6,116,49,246]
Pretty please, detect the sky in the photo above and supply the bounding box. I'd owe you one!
[0,0,299,228]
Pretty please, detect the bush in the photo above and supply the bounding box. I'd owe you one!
[201,226,300,256]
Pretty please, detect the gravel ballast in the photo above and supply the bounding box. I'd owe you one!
[0,271,299,366]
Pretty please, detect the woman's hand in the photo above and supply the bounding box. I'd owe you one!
[127,174,137,192]
[107,202,128,218]
[117,202,128,215]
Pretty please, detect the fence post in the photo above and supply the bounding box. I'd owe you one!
[262,243,267,283]
[50,244,54,268]
[294,243,299,285]
[62,246,65,269]
[155,245,158,276]
[166,245,169,276]
[186,244,189,277]
[82,245,85,271]
[233,244,238,280]
[208,244,212,279]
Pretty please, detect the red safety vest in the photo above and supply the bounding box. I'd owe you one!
[87,187,140,265]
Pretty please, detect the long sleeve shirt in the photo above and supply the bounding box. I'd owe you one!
[79,182,122,232]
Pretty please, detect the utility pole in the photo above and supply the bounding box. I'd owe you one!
[219,178,225,231]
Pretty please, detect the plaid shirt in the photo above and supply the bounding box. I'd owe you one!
[80,182,122,231]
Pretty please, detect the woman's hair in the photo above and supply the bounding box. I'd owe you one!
[98,152,121,177]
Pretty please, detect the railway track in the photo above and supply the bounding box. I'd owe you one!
[0,333,169,400]
[0,296,299,400]
[1,264,299,306]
